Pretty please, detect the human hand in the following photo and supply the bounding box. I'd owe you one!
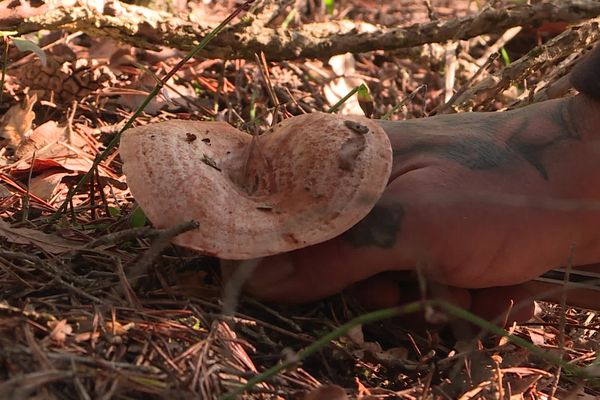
[235,92,600,324]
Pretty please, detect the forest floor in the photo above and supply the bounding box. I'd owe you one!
[1,0,600,399]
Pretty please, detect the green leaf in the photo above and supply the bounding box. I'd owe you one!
[325,0,335,14]
[281,8,297,30]
[11,37,47,67]
[107,206,121,217]
[500,47,511,66]
[130,205,147,228]
[357,83,374,118]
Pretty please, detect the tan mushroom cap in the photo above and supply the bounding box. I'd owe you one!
[120,112,392,260]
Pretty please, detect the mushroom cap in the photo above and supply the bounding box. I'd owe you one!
[120,112,392,260]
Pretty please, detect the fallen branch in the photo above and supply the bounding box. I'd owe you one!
[449,17,600,112]
[3,0,600,60]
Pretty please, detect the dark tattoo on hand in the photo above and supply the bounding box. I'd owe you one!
[343,204,404,248]
[394,138,511,170]
[393,100,581,180]
[507,100,581,179]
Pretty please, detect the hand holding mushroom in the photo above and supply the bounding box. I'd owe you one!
[121,44,600,324]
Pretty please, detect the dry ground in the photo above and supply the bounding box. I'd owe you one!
[2,0,600,399]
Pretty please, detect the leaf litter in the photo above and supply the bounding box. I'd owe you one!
[1,0,600,399]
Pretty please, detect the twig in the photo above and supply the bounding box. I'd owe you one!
[125,220,199,287]
[243,297,302,332]
[476,26,523,65]
[381,84,426,120]
[551,245,576,398]
[114,257,142,310]
[452,17,600,111]
[434,53,499,114]
[0,36,8,106]
[6,1,600,61]
[1,346,163,373]
[443,41,458,103]
[84,226,153,248]
[21,149,36,222]
[0,370,74,398]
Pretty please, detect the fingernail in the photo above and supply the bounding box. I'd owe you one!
[246,253,295,292]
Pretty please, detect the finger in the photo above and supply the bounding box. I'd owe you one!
[350,272,420,310]
[352,273,473,311]
[352,274,534,328]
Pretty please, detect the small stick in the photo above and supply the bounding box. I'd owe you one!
[433,53,499,115]
[126,220,200,288]
[84,226,153,248]
[21,150,36,222]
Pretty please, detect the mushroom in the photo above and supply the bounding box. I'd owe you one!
[120,112,392,260]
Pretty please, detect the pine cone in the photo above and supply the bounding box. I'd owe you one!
[14,44,115,103]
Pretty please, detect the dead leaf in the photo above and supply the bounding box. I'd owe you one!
[0,93,37,149]
[324,53,365,115]
[528,330,547,346]
[503,373,543,396]
[28,170,72,200]
[114,74,196,114]
[48,319,73,345]
[10,158,68,178]
[501,367,552,378]
[372,346,409,364]
[74,331,101,343]
[14,120,69,159]
[105,320,135,336]
[0,220,81,254]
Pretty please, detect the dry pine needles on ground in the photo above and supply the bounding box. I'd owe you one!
[2,0,600,399]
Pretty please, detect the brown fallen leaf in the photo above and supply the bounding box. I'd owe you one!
[324,53,366,115]
[0,172,55,211]
[10,158,67,177]
[0,93,37,149]
[11,157,124,188]
[457,380,490,400]
[14,120,69,159]
[28,170,73,200]
[0,220,81,254]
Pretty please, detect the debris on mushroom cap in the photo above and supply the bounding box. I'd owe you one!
[120,112,392,260]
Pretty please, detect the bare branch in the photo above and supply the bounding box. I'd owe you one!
[450,18,600,112]
[3,0,600,60]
